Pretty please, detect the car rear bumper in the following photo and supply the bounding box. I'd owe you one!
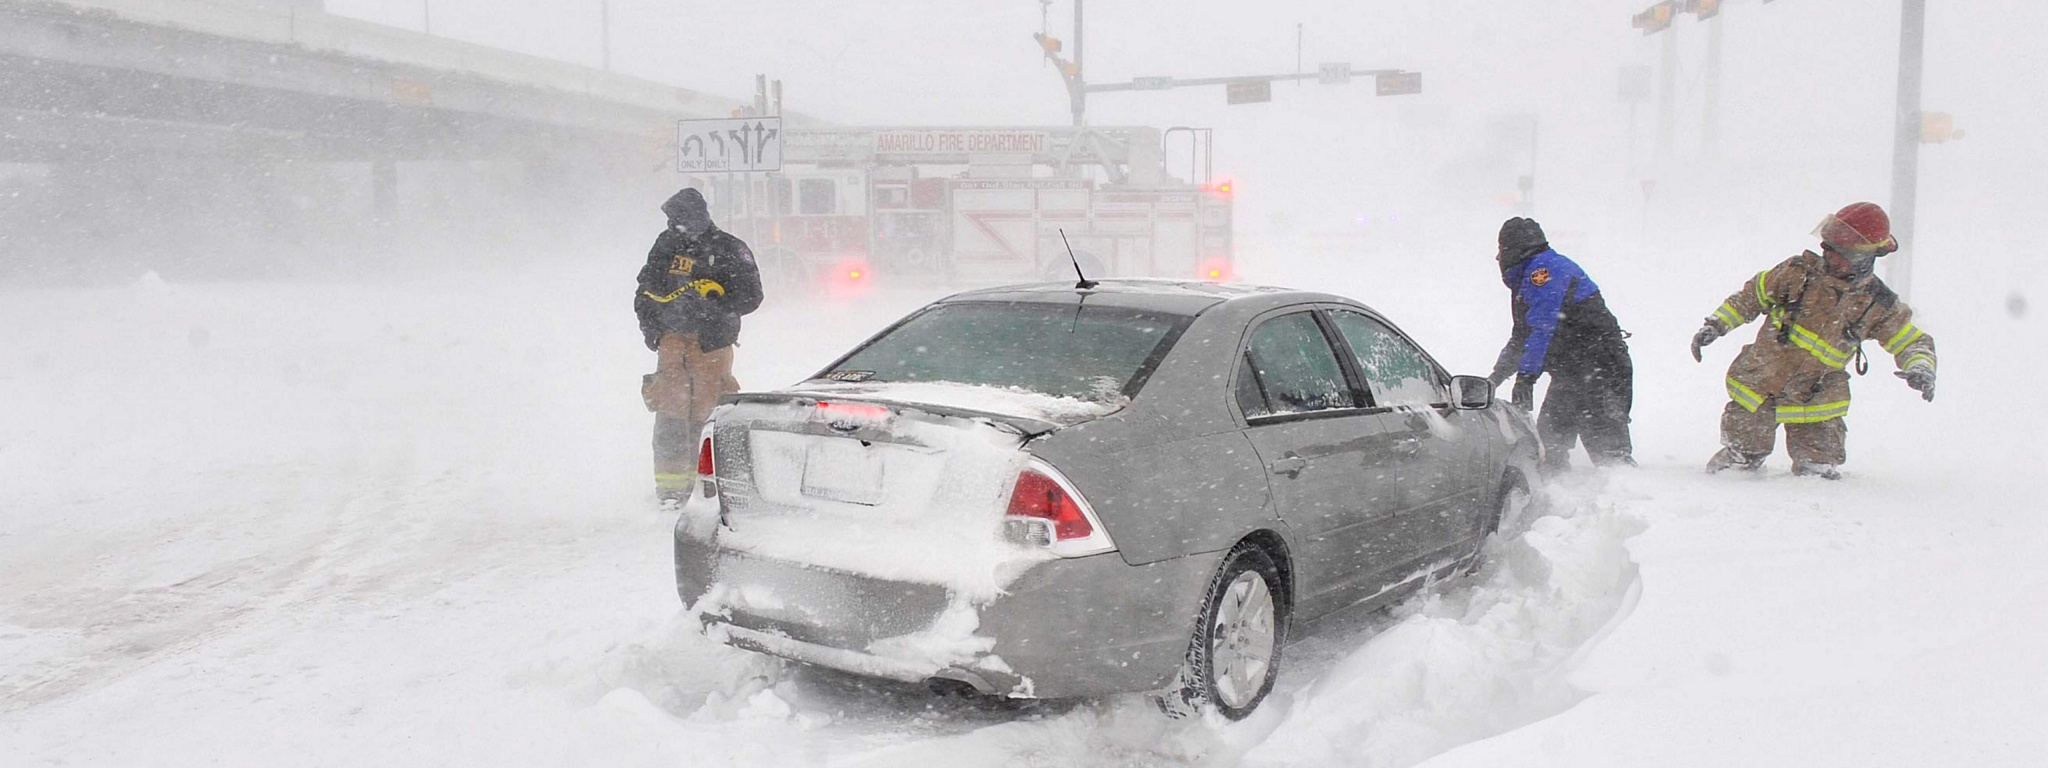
[677,523,1223,700]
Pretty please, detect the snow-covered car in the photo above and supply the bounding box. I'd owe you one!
[673,280,1541,718]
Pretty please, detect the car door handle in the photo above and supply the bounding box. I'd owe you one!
[1269,455,1308,478]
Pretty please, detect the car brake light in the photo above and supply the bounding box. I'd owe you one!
[1006,469,1093,541]
[697,436,714,477]
[816,401,891,421]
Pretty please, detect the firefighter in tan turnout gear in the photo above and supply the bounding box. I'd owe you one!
[1689,202,1937,479]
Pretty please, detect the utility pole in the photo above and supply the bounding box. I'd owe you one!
[1071,0,1086,125]
[1656,23,1677,160]
[1703,11,1723,157]
[600,0,611,71]
[1888,0,1926,298]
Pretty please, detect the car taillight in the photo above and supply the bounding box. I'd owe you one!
[1006,469,1093,541]
[697,436,714,477]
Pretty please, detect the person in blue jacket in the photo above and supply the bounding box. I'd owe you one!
[1488,217,1636,470]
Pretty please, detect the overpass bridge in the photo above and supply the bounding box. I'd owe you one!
[0,0,765,279]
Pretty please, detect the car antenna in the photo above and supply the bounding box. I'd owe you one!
[1060,228,1097,290]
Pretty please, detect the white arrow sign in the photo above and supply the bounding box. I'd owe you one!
[677,117,783,173]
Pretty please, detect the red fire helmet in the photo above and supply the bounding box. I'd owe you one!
[1813,202,1898,255]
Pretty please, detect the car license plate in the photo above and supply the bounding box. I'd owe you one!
[801,438,885,505]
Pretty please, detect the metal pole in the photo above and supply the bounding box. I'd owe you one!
[600,0,611,71]
[1296,23,1303,86]
[1072,0,1086,126]
[1657,24,1677,160]
[1703,12,1723,158]
[422,0,431,34]
[1888,0,1926,298]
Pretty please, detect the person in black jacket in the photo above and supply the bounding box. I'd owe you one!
[636,188,764,503]
[1489,217,1635,471]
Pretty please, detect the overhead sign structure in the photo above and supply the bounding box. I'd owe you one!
[677,117,783,173]
[1225,79,1273,105]
[1375,71,1423,97]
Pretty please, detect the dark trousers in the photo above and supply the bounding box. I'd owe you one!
[1539,340,1634,468]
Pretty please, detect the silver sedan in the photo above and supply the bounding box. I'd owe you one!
[673,280,1540,719]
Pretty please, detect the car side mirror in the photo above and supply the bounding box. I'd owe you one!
[1450,375,1493,410]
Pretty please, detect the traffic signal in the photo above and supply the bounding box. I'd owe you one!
[1632,2,1676,34]
[1689,0,1722,19]
[1034,32,1063,54]
[1920,111,1962,143]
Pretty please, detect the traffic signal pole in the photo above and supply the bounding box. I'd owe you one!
[1037,1,1416,126]
[1888,0,1926,299]
[1071,0,1086,125]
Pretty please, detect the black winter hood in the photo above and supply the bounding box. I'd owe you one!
[662,188,713,237]
[1496,217,1549,270]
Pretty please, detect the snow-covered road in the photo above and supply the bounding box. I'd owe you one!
[2,254,2040,767]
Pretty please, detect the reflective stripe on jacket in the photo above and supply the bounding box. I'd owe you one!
[1704,250,1936,422]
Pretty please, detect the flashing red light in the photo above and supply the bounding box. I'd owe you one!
[827,258,873,299]
[1006,469,1093,541]
[1206,180,1235,198]
[1197,258,1236,282]
[815,401,891,421]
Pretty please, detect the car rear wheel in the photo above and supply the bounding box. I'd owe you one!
[1160,543,1286,720]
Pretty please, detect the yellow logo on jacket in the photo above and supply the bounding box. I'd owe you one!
[1530,268,1552,287]
[667,255,695,276]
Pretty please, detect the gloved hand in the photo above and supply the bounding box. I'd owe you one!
[1510,373,1537,412]
[1895,367,1936,402]
[1690,323,1723,362]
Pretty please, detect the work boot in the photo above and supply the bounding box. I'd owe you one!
[1591,452,1638,469]
[1791,461,1842,480]
[1705,447,1767,474]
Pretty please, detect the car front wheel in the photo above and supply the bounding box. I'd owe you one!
[1160,542,1286,720]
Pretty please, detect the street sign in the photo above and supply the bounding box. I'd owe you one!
[1133,76,1174,91]
[676,116,783,173]
[1317,62,1352,85]
[1225,79,1272,105]
[1375,71,1423,97]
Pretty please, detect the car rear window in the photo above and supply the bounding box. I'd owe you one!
[822,301,1191,401]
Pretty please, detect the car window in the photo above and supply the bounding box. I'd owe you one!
[1328,311,1447,408]
[823,302,1190,401]
[1240,312,1356,417]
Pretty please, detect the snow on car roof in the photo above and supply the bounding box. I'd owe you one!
[940,279,1293,314]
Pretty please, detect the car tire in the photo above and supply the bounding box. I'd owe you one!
[1484,469,1531,538]
[1461,469,1532,576]
[1159,542,1286,721]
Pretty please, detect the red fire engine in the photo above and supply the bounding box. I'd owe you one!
[677,126,1233,294]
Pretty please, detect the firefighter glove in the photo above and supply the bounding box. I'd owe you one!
[1510,373,1537,412]
[1895,367,1936,402]
[1690,322,1723,362]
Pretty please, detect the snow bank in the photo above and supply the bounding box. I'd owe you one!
[1240,475,1646,767]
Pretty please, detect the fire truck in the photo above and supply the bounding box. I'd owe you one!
[676,126,1233,293]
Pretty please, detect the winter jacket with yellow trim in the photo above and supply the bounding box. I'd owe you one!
[634,224,764,352]
[1705,250,1935,412]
